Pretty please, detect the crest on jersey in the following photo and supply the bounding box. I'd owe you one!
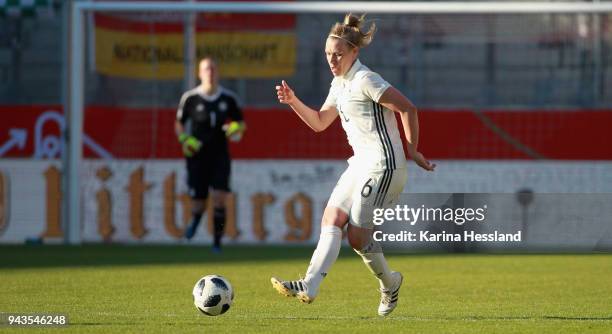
[218,101,228,112]
[196,104,205,112]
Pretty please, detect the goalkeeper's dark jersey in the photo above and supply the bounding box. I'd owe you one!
[176,86,243,156]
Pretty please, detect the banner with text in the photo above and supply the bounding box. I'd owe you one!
[94,13,296,79]
[0,160,611,247]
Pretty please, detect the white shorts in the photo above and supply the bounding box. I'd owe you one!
[327,165,407,229]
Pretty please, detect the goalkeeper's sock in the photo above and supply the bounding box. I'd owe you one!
[303,225,342,296]
[185,211,203,240]
[354,240,394,289]
[213,207,226,248]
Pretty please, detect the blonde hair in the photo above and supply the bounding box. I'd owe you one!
[328,13,376,49]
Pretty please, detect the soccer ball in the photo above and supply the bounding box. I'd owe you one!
[192,275,234,316]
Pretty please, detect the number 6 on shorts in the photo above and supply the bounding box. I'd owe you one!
[361,178,373,198]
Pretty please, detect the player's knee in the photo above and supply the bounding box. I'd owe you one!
[321,207,348,228]
[347,225,371,250]
[192,199,206,214]
[211,191,227,208]
[347,232,367,250]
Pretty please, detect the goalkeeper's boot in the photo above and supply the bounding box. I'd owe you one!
[378,271,403,316]
[270,277,315,304]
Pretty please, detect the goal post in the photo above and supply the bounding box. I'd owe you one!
[66,1,612,244]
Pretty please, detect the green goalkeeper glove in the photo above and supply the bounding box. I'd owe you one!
[178,133,202,157]
[222,121,246,142]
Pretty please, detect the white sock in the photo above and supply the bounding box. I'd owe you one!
[355,240,394,289]
[303,225,342,295]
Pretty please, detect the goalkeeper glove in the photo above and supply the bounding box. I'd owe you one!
[222,121,246,142]
[178,133,202,157]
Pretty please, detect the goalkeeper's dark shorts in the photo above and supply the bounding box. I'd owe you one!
[186,152,231,200]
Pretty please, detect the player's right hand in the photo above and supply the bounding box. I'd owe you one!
[275,80,295,105]
[178,134,202,157]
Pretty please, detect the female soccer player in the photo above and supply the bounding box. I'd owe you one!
[271,14,435,316]
[175,57,246,252]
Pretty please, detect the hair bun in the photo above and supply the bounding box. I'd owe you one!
[343,13,362,28]
[329,13,376,49]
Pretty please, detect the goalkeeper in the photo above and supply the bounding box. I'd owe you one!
[175,57,246,252]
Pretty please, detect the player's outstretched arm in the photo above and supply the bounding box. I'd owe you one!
[275,80,338,132]
[379,87,436,172]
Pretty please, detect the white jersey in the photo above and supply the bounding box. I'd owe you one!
[324,59,407,171]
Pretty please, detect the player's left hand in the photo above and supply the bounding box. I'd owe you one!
[411,151,436,171]
[222,121,246,142]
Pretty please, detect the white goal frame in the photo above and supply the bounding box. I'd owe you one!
[67,1,612,244]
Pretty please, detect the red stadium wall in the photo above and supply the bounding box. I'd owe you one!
[1,105,611,160]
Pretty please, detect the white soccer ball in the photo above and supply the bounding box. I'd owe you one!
[192,275,234,316]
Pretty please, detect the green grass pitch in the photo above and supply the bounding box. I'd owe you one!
[1,245,611,333]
